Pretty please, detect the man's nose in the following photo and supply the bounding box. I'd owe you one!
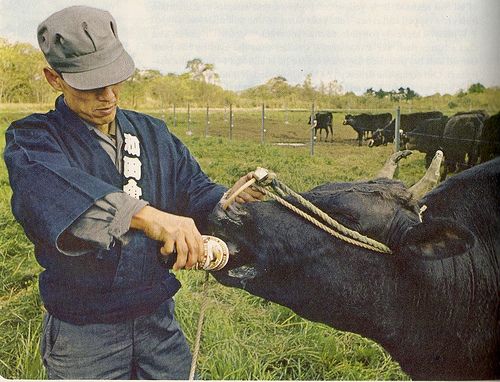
[97,86,117,101]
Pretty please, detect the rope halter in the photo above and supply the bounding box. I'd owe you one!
[223,168,393,255]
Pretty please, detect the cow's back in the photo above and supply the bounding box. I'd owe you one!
[480,112,500,162]
[422,156,500,231]
[442,113,485,163]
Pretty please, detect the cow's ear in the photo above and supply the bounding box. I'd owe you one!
[400,218,475,260]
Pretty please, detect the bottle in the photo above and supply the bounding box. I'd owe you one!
[158,235,230,271]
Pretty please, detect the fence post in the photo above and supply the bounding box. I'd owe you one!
[205,104,209,138]
[261,103,266,144]
[173,104,177,128]
[394,106,401,152]
[285,104,289,124]
[229,104,233,140]
[187,103,191,133]
[310,103,315,156]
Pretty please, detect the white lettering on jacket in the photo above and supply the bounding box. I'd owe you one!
[123,179,142,199]
[122,133,143,199]
[124,133,141,156]
[123,157,142,180]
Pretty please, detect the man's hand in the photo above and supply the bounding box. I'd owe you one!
[130,206,203,271]
[130,172,264,271]
[225,172,266,204]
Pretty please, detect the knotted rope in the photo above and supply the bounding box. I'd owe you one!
[224,168,392,254]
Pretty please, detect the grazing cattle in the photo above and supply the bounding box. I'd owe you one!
[441,110,489,178]
[209,154,500,381]
[308,111,333,142]
[479,112,500,163]
[342,113,392,146]
[406,116,449,167]
[369,111,444,147]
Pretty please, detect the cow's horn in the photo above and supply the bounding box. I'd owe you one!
[408,150,444,200]
[376,150,412,179]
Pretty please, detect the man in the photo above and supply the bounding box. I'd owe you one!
[3,5,263,380]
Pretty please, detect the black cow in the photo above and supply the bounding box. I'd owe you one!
[209,156,500,380]
[308,112,333,142]
[479,112,500,163]
[342,113,392,146]
[441,110,489,178]
[406,116,449,167]
[369,111,444,147]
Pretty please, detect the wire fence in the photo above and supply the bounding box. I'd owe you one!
[153,104,498,170]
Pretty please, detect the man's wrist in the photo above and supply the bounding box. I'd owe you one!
[130,205,155,231]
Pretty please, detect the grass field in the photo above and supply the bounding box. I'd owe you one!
[0,107,432,380]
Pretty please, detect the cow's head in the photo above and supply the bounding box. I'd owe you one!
[343,114,353,125]
[208,177,475,330]
[368,128,386,147]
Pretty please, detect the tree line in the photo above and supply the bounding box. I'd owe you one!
[1,38,499,112]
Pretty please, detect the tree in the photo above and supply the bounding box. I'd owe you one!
[468,83,485,94]
[0,39,48,103]
[364,88,375,96]
[375,88,388,99]
[266,76,291,98]
[185,58,220,85]
[302,73,315,100]
[326,80,343,96]
[405,87,418,100]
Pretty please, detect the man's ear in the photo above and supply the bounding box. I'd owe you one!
[43,67,63,92]
[399,218,475,260]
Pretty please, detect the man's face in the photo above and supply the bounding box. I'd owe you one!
[59,79,122,127]
[44,68,123,127]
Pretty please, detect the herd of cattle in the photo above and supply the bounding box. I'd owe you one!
[310,109,500,178]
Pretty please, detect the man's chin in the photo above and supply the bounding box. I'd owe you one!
[87,112,116,126]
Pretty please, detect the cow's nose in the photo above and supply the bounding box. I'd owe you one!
[368,139,374,147]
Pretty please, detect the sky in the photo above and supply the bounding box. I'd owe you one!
[0,0,499,96]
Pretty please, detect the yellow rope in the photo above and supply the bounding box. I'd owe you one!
[222,168,392,254]
[222,178,257,210]
[271,181,392,254]
[253,185,392,254]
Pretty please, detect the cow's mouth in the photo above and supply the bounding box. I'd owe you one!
[228,265,258,280]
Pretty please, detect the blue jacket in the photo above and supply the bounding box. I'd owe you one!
[4,96,226,324]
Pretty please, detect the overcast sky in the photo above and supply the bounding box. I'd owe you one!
[1,0,498,95]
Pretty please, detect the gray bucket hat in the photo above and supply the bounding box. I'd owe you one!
[37,5,135,90]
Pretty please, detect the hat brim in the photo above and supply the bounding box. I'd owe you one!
[61,49,135,90]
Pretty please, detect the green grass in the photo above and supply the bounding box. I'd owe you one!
[0,107,424,380]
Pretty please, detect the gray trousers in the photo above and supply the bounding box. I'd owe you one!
[41,299,192,379]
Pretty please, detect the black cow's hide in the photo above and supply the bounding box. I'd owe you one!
[209,158,500,380]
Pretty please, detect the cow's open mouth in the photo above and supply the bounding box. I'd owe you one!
[228,264,258,280]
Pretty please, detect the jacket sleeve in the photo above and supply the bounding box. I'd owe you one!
[57,192,148,256]
[170,134,227,232]
[3,123,120,248]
